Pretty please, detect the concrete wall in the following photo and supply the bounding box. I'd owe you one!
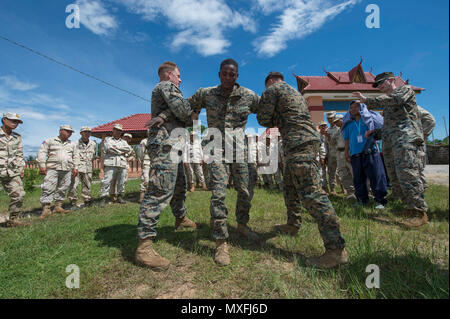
[426,144,449,164]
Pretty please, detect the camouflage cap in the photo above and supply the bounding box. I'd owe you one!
[373,72,395,88]
[113,124,123,131]
[325,111,336,119]
[333,114,344,123]
[123,133,132,139]
[60,124,74,132]
[318,121,328,127]
[2,112,23,123]
[80,126,91,132]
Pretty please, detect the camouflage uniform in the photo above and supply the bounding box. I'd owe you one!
[137,81,192,239]
[417,106,435,190]
[100,136,133,198]
[137,138,151,192]
[189,83,259,240]
[330,127,355,195]
[258,81,345,250]
[184,139,205,185]
[37,137,79,204]
[326,125,339,191]
[68,139,96,203]
[320,135,328,188]
[366,85,427,213]
[0,129,26,220]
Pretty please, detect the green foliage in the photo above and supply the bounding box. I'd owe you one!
[22,168,40,192]
[92,169,100,180]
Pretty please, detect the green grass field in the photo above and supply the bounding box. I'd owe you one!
[0,179,448,299]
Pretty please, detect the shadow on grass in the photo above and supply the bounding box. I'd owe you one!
[93,222,304,266]
[332,251,449,298]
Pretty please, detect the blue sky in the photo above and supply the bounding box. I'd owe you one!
[0,0,448,157]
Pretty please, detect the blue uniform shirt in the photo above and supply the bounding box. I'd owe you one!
[343,118,376,156]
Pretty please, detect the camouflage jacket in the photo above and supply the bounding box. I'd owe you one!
[37,137,80,171]
[0,129,25,178]
[74,139,96,173]
[365,85,423,145]
[257,81,320,160]
[330,127,346,151]
[189,83,259,159]
[327,126,340,154]
[149,81,192,146]
[137,138,151,166]
[102,137,133,168]
[417,106,435,138]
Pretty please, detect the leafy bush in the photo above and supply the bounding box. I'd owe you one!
[92,169,100,180]
[23,168,41,192]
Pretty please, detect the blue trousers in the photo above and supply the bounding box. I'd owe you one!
[351,151,387,205]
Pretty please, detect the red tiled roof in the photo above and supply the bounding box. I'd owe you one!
[91,113,151,133]
[260,127,280,139]
[295,60,425,93]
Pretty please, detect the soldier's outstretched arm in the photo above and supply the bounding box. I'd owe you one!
[365,86,415,108]
[257,88,277,127]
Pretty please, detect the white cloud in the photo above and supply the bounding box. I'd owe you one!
[253,0,358,57]
[114,0,257,56]
[76,0,118,36]
[0,75,38,91]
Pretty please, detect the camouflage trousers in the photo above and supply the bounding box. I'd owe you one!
[321,163,328,188]
[209,162,252,240]
[0,175,25,220]
[185,163,205,185]
[137,144,187,239]
[40,169,71,204]
[383,141,428,212]
[100,166,126,197]
[248,163,259,198]
[336,150,355,195]
[140,163,150,192]
[283,142,345,250]
[418,145,428,190]
[67,172,93,202]
[327,153,337,190]
[202,162,211,189]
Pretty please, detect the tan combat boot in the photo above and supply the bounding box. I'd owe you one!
[402,210,429,228]
[138,191,145,204]
[111,195,118,203]
[135,237,170,271]
[53,201,70,214]
[306,248,348,269]
[175,216,198,230]
[275,224,299,236]
[4,213,29,227]
[189,183,195,192]
[329,188,338,196]
[201,182,208,191]
[237,223,260,241]
[214,239,230,266]
[39,204,52,219]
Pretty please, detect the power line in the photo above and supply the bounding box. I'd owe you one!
[0,34,150,103]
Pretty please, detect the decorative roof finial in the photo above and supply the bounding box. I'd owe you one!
[359,56,363,65]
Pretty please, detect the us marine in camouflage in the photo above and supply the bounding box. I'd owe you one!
[135,61,198,271]
[354,72,428,227]
[325,112,339,195]
[0,113,27,227]
[67,126,97,209]
[258,72,347,269]
[188,59,260,266]
[37,125,79,218]
[417,106,435,191]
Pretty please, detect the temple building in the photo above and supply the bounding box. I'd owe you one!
[91,113,151,145]
[294,58,425,124]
